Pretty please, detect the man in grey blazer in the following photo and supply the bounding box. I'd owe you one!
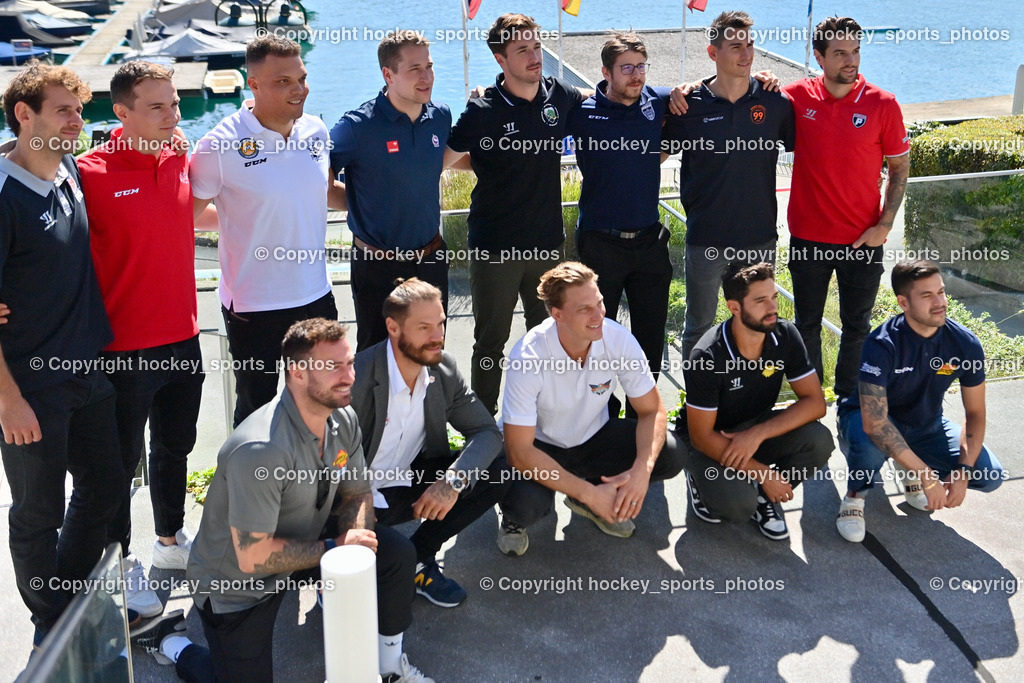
[352,278,514,608]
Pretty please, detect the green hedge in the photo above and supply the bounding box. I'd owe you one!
[909,116,1024,177]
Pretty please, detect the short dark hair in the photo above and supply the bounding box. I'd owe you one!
[487,13,540,55]
[537,261,597,312]
[722,262,775,302]
[891,259,940,298]
[813,16,863,55]
[708,10,753,48]
[281,318,349,367]
[110,61,174,107]
[382,278,442,323]
[2,61,91,137]
[377,30,430,71]
[601,32,647,70]
[246,34,301,70]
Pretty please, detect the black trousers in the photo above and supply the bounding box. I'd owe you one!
[0,369,121,638]
[500,418,685,527]
[350,243,448,353]
[375,452,513,563]
[103,334,205,549]
[679,410,834,521]
[788,237,884,399]
[222,292,338,427]
[174,525,415,683]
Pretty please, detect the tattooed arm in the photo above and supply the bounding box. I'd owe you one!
[858,381,945,509]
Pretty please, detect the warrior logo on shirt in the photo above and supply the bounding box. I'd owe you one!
[641,100,655,121]
[238,138,259,159]
[852,113,868,128]
[541,104,559,126]
[750,105,766,125]
[589,380,611,395]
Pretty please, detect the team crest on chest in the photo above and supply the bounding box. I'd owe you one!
[589,380,611,395]
[852,113,868,128]
[750,105,766,124]
[308,137,325,162]
[238,138,259,158]
[641,100,655,121]
[541,104,559,126]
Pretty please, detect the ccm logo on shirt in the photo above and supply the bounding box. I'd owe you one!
[114,188,140,197]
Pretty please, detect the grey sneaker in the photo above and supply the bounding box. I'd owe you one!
[497,518,529,556]
[564,497,635,538]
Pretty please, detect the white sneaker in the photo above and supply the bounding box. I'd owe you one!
[382,653,435,683]
[836,494,866,543]
[152,529,192,570]
[122,555,163,618]
[892,461,929,511]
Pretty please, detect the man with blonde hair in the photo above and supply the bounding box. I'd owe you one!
[499,262,684,541]
[0,61,121,647]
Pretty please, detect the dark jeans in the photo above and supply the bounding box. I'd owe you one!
[174,525,415,683]
[470,251,561,415]
[578,225,674,418]
[500,418,686,527]
[222,292,338,427]
[350,241,449,352]
[788,236,884,399]
[680,410,834,521]
[103,335,205,550]
[376,453,513,563]
[838,404,1005,494]
[682,238,777,360]
[0,369,121,635]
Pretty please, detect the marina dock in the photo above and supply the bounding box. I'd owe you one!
[0,62,210,99]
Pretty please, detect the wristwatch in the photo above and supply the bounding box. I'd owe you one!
[444,470,468,494]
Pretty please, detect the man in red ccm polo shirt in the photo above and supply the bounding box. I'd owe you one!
[77,62,215,623]
[783,16,910,402]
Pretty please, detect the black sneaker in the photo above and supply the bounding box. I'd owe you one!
[685,472,721,524]
[132,609,186,664]
[751,496,789,540]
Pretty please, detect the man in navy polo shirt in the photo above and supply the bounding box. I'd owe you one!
[0,62,121,647]
[569,32,673,418]
[681,263,832,540]
[835,260,1004,543]
[446,13,585,416]
[331,30,461,352]
[663,11,795,360]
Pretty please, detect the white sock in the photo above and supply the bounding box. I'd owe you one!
[160,635,191,663]
[379,632,403,675]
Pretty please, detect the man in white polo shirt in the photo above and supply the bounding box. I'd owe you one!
[191,35,346,426]
[499,262,685,540]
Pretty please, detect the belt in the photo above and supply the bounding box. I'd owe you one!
[353,234,443,261]
[592,223,659,240]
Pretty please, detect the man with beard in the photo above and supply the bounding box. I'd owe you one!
[165,320,431,682]
[835,260,1004,543]
[680,262,832,540]
[351,278,511,606]
[783,16,910,402]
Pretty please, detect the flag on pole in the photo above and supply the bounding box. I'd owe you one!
[562,0,581,17]
[467,0,482,20]
[687,0,707,11]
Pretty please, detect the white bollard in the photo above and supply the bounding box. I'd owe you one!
[321,545,378,683]
[1013,65,1024,115]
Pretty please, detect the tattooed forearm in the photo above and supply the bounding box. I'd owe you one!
[859,382,912,459]
[252,540,325,574]
[337,492,373,534]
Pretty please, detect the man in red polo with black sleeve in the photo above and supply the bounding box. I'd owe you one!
[783,15,910,402]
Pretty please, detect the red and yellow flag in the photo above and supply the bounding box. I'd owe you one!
[562,0,581,17]
[467,0,482,20]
